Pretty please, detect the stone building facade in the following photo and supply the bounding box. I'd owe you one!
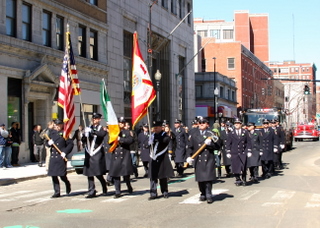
[1,0,195,162]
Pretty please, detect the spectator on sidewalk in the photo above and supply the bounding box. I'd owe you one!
[72,125,84,152]
[0,124,8,169]
[29,125,37,162]
[3,130,13,168]
[10,122,22,167]
[33,124,44,167]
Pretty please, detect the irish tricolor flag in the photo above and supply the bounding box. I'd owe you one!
[100,79,120,152]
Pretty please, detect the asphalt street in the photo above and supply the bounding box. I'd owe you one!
[1,140,320,228]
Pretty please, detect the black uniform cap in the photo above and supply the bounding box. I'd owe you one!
[54,119,64,125]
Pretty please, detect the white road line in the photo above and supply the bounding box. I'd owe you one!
[25,198,53,203]
[179,189,229,205]
[262,190,296,207]
[14,190,53,199]
[0,190,33,199]
[238,190,260,201]
[305,194,320,208]
[271,190,295,200]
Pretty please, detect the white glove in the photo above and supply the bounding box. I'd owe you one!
[148,134,154,145]
[186,157,194,165]
[247,152,252,158]
[274,148,278,153]
[204,138,211,145]
[61,152,66,159]
[226,153,231,158]
[130,150,136,154]
[85,127,91,133]
[259,152,263,156]
[168,154,172,160]
[280,144,285,149]
[48,139,54,146]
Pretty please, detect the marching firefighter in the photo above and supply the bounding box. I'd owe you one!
[47,119,73,198]
[226,118,252,186]
[186,118,221,204]
[82,113,108,198]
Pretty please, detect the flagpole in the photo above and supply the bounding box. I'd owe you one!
[65,23,87,130]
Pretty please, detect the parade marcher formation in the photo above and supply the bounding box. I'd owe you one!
[26,112,290,204]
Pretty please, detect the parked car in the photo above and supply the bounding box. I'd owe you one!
[70,150,85,174]
[293,124,319,141]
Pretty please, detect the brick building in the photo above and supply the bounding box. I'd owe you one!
[194,10,280,115]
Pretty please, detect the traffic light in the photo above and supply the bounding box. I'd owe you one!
[304,85,310,95]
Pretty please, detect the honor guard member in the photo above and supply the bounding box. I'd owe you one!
[220,121,232,177]
[137,123,151,177]
[82,113,107,198]
[148,121,174,200]
[109,117,134,198]
[172,119,188,177]
[186,118,221,204]
[103,125,114,186]
[260,119,279,178]
[226,118,252,186]
[246,122,263,183]
[47,119,73,198]
[125,122,139,178]
[271,119,285,169]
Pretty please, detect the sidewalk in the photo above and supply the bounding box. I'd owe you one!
[0,162,75,186]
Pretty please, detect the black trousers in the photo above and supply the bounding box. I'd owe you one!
[143,161,149,174]
[113,175,132,195]
[150,178,168,197]
[249,166,259,178]
[176,162,184,175]
[11,146,20,165]
[261,160,274,176]
[52,176,70,195]
[87,175,107,195]
[198,181,212,199]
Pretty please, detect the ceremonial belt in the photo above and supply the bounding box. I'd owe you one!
[85,125,103,157]
[150,141,168,160]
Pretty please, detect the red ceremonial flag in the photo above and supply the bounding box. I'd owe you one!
[131,32,156,128]
[58,31,80,139]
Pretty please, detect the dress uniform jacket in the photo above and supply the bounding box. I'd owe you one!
[103,132,112,172]
[138,131,151,162]
[47,130,74,176]
[188,129,221,182]
[109,129,134,177]
[226,129,252,174]
[220,130,231,166]
[247,130,262,167]
[149,131,174,180]
[172,127,188,163]
[260,127,279,161]
[83,124,107,176]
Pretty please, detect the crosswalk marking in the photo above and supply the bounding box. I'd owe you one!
[0,190,33,199]
[262,190,295,207]
[305,194,320,208]
[238,190,260,201]
[179,189,229,204]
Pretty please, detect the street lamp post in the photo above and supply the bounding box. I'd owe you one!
[214,87,219,124]
[213,57,217,122]
[155,69,162,121]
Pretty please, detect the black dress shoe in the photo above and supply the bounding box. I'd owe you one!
[114,194,122,199]
[163,193,169,199]
[86,191,97,198]
[134,172,138,178]
[128,187,133,194]
[199,195,206,201]
[207,198,213,204]
[148,195,157,200]
[106,181,113,186]
[101,192,108,196]
[38,163,42,167]
[51,193,60,198]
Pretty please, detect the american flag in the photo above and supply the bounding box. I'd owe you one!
[58,32,81,139]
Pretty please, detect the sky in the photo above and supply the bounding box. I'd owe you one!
[193,0,320,78]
